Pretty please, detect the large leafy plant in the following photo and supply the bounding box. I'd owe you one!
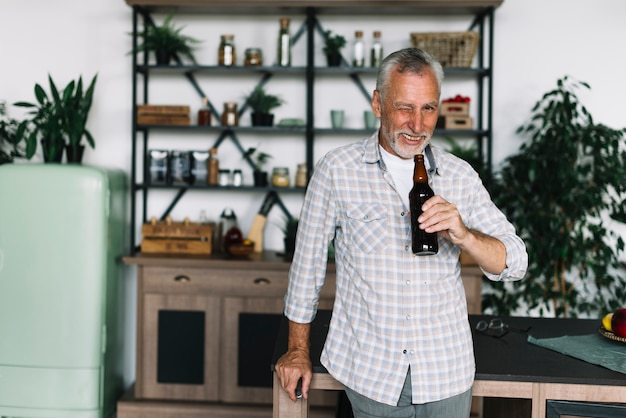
[484,76,626,318]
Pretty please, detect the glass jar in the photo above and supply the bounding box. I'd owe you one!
[221,102,239,126]
[272,167,290,188]
[295,163,308,188]
[232,169,243,187]
[218,34,236,66]
[244,48,263,66]
[218,169,231,186]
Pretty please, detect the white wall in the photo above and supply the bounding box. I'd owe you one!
[2,0,625,389]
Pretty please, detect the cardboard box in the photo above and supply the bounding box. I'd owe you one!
[440,102,469,116]
[437,116,473,130]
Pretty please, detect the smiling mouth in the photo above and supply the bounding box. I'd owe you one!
[401,132,426,142]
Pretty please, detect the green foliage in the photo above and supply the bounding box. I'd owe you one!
[244,147,273,171]
[245,86,284,114]
[484,76,626,318]
[443,136,488,183]
[280,216,299,240]
[323,30,346,55]
[0,102,28,164]
[131,13,201,64]
[14,74,98,160]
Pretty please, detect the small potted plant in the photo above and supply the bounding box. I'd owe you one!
[245,86,285,127]
[323,30,346,67]
[244,147,272,187]
[279,216,298,260]
[130,13,201,65]
[58,74,98,163]
[14,75,66,162]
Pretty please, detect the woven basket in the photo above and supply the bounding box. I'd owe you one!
[410,31,479,68]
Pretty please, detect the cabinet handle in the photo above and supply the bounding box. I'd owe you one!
[174,275,191,283]
[254,277,271,285]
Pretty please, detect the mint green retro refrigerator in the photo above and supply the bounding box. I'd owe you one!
[0,164,127,418]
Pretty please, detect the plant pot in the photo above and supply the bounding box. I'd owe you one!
[326,53,342,67]
[155,49,171,65]
[42,139,64,163]
[283,237,296,260]
[66,145,85,164]
[251,113,275,127]
[253,170,268,187]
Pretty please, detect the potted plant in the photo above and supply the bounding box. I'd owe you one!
[0,101,30,164]
[244,147,272,187]
[279,216,298,260]
[323,30,346,67]
[130,13,201,65]
[443,136,488,185]
[484,76,626,318]
[245,86,284,127]
[57,74,98,163]
[14,76,66,162]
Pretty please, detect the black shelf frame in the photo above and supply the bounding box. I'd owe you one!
[128,4,498,253]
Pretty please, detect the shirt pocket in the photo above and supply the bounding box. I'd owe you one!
[345,204,388,253]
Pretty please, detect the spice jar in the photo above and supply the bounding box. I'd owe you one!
[244,48,263,66]
[221,102,239,126]
[218,169,231,186]
[295,163,308,188]
[272,167,290,187]
[232,169,243,187]
[218,34,236,66]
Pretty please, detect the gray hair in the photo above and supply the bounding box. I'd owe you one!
[375,48,444,98]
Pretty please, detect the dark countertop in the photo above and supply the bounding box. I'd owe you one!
[273,311,626,386]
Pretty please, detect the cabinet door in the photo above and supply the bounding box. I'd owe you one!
[220,296,336,406]
[139,293,221,401]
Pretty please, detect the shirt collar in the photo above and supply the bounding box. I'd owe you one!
[363,130,439,176]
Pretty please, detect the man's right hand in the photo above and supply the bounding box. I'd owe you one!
[275,320,313,401]
[275,347,312,401]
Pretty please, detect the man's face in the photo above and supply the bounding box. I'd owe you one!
[372,68,440,159]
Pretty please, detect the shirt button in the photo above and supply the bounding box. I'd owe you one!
[363,215,369,220]
[406,315,411,320]
[400,211,405,216]
[410,350,415,355]
[406,280,411,285]
[402,349,407,354]
[405,245,410,251]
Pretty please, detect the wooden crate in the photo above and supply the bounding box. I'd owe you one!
[437,115,473,130]
[441,102,469,116]
[141,217,214,255]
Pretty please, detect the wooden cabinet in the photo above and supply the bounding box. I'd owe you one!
[118,252,338,418]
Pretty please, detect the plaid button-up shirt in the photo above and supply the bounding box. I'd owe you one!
[284,133,527,406]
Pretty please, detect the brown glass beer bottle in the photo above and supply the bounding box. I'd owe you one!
[409,153,438,255]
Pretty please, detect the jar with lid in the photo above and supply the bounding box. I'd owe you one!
[244,48,263,66]
[218,34,236,66]
[272,167,290,188]
[221,102,239,126]
[232,169,243,187]
[218,169,231,187]
[295,163,308,188]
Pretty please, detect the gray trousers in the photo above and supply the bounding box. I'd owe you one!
[344,370,472,418]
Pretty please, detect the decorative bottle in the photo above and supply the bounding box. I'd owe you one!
[409,154,438,255]
[218,34,236,66]
[197,97,211,126]
[207,147,219,186]
[352,30,364,67]
[370,31,383,67]
[277,18,292,67]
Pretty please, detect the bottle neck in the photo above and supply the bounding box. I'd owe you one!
[413,154,428,183]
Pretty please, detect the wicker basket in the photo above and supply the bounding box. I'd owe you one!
[410,31,479,68]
